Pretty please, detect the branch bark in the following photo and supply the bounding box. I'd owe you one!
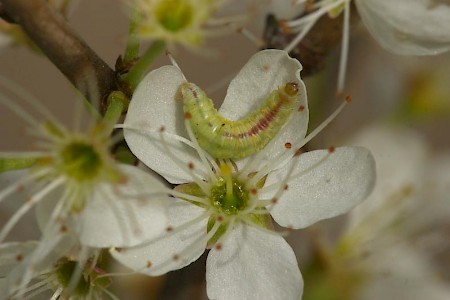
[1,0,118,107]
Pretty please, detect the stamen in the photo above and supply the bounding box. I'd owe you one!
[126,210,211,249]
[49,287,64,300]
[184,120,219,182]
[233,25,264,47]
[138,219,221,275]
[98,285,120,300]
[116,123,220,179]
[10,275,52,298]
[0,176,65,243]
[158,128,211,195]
[0,93,39,128]
[284,0,347,53]
[284,17,316,53]
[0,76,63,128]
[337,0,350,94]
[166,51,187,82]
[262,151,332,193]
[0,168,50,205]
[253,98,349,179]
[17,223,66,295]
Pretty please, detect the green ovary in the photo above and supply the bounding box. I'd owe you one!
[60,142,102,181]
[210,177,249,215]
[155,0,193,32]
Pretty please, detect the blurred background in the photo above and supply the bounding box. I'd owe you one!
[1,0,449,299]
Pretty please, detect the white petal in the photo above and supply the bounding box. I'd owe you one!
[110,199,208,276]
[124,65,203,184]
[345,125,428,234]
[206,223,302,300]
[356,0,450,55]
[77,164,170,247]
[218,49,309,167]
[265,147,376,229]
[358,241,450,300]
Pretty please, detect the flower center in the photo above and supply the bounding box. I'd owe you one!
[210,164,249,215]
[155,0,193,32]
[60,142,102,181]
[55,259,90,296]
[55,258,111,297]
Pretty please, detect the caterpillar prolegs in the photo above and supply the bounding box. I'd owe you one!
[181,82,300,159]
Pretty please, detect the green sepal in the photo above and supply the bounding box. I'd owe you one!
[244,212,272,229]
[206,215,227,248]
[174,182,207,207]
[0,156,39,173]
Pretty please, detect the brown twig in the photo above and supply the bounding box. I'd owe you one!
[1,0,118,107]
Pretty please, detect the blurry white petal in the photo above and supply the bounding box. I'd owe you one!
[78,164,170,247]
[356,0,450,55]
[358,241,450,300]
[346,125,428,234]
[265,147,375,229]
[206,223,303,300]
[111,199,208,276]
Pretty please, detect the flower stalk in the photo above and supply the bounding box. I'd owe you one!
[123,40,166,92]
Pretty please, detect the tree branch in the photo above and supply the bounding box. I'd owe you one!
[1,0,118,107]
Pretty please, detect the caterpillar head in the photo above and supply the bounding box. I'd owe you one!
[284,82,299,97]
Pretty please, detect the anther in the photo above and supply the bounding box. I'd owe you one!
[284,184,289,190]
[146,261,152,268]
[284,142,292,149]
[278,20,291,35]
[173,254,180,261]
[215,243,223,251]
[328,146,335,153]
[159,126,166,133]
[60,225,68,233]
[216,215,225,223]
[16,254,23,261]
[250,188,258,195]
[271,198,278,204]
[345,95,352,103]
[184,112,192,120]
[298,105,305,112]
[166,226,173,233]
[188,162,195,170]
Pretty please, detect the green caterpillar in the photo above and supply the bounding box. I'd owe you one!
[181,82,300,159]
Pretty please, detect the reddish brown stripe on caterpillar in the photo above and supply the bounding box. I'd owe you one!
[181,81,300,159]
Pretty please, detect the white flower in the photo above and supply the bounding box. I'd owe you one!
[0,84,169,294]
[341,124,450,300]
[275,0,450,91]
[112,49,376,299]
[127,0,227,48]
[355,0,450,56]
[0,242,117,299]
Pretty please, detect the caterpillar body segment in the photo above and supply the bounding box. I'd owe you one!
[181,82,300,159]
